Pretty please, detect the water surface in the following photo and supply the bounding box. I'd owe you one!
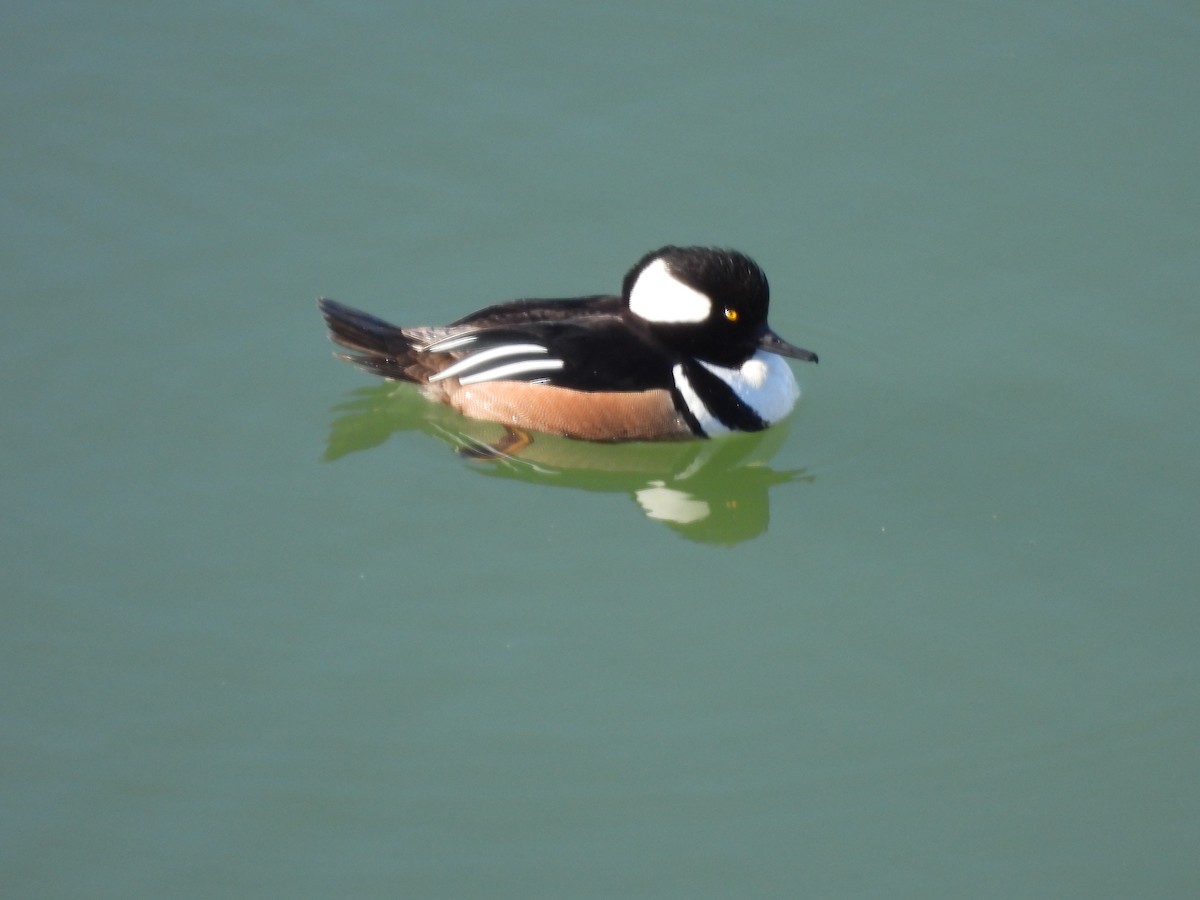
[4,2,1198,897]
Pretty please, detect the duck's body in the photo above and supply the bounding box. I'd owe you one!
[319,246,817,443]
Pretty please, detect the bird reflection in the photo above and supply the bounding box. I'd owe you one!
[324,384,813,544]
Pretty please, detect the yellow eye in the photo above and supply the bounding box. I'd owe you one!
[723,307,739,322]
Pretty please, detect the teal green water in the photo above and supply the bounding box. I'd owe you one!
[4,2,1198,897]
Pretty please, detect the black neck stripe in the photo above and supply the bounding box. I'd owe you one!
[681,361,768,433]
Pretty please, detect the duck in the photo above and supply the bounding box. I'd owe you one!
[319,245,817,449]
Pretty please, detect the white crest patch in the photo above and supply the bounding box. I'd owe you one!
[628,258,712,323]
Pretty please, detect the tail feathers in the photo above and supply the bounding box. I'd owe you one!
[318,297,420,382]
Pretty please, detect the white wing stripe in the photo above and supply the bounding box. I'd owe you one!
[428,343,550,383]
[424,333,478,353]
[458,358,565,385]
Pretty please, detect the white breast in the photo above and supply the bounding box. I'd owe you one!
[672,351,800,436]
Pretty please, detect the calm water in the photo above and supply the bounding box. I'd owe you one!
[4,2,1198,897]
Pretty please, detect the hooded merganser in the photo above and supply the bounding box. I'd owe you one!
[319,246,818,443]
